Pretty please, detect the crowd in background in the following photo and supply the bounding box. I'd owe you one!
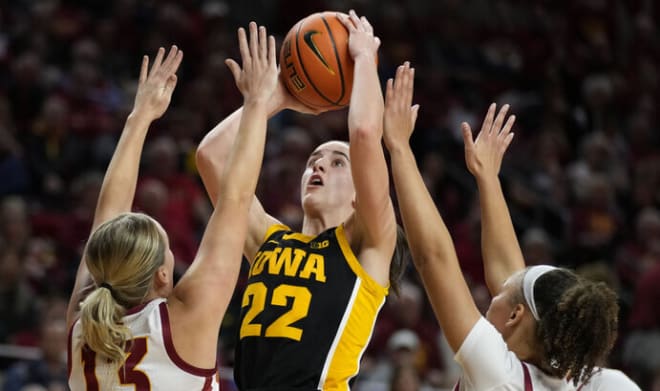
[0,0,658,390]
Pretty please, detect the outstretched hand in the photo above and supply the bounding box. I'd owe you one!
[462,103,515,179]
[272,76,328,115]
[383,62,419,151]
[225,22,278,104]
[338,10,380,60]
[133,45,183,121]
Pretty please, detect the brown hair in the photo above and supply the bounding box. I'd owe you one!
[389,224,410,296]
[532,268,619,385]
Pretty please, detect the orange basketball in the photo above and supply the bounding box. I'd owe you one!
[280,11,354,111]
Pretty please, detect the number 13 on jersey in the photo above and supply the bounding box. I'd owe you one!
[240,282,312,341]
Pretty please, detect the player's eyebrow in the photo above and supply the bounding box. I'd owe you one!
[330,150,349,161]
[308,149,350,162]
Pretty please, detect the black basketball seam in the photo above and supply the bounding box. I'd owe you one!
[290,21,323,108]
[294,14,342,107]
[320,15,346,105]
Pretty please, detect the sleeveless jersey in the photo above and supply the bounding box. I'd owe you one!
[68,298,219,391]
[235,224,388,391]
[453,317,641,390]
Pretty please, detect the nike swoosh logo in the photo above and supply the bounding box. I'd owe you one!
[303,31,335,75]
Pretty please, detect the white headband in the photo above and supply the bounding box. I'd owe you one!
[522,265,558,321]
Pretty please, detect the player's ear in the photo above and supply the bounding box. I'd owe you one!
[505,303,526,327]
[154,264,170,289]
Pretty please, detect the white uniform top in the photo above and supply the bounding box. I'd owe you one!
[68,298,219,391]
[453,317,640,391]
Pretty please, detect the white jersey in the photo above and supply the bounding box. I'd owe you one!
[453,317,640,391]
[68,298,219,391]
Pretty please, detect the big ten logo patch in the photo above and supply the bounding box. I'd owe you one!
[310,240,329,249]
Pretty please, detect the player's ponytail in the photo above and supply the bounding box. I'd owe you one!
[78,213,166,364]
[533,268,619,385]
[79,285,130,363]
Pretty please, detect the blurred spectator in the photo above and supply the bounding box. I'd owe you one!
[521,227,556,266]
[358,329,429,391]
[568,132,628,200]
[623,261,660,381]
[0,244,39,344]
[652,368,660,391]
[26,95,88,207]
[136,136,211,265]
[389,364,422,391]
[368,281,443,385]
[2,319,68,391]
[616,207,660,296]
[0,98,30,196]
[0,197,31,253]
[570,174,622,266]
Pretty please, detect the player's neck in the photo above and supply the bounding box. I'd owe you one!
[507,319,543,368]
[301,210,349,236]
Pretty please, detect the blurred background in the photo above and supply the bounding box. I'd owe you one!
[0,0,658,390]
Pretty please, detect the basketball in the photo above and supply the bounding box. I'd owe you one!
[280,11,354,111]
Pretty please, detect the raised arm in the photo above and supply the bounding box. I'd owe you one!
[170,22,278,328]
[196,66,322,262]
[383,63,479,352]
[66,46,183,328]
[462,104,522,295]
[338,10,396,284]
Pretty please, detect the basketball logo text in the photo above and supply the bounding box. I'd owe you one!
[282,40,306,91]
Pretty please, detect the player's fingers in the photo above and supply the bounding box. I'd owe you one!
[267,35,276,67]
[411,104,420,128]
[500,115,516,138]
[462,122,475,148]
[160,45,178,73]
[491,104,509,135]
[149,47,166,77]
[385,78,394,104]
[237,27,250,66]
[258,25,267,61]
[248,22,259,62]
[164,48,183,76]
[480,103,496,137]
[225,59,242,83]
[139,56,149,84]
[403,64,414,106]
[502,132,515,153]
[337,12,357,32]
[361,16,373,34]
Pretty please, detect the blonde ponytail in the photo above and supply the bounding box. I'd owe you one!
[79,212,166,364]
[79,286,131,363]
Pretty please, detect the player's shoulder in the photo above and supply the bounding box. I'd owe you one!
[581,368,641,391]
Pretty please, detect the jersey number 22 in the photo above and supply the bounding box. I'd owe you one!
[240,282,312,341]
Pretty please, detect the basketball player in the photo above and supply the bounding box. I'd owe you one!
[196,10,402,390]
[67,22,278,390]
[382,63,641,390]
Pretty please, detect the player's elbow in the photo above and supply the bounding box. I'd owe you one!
[349,123,381,144]
[195,144,221,178]
[195,141,212,167]
[410,245,454,272]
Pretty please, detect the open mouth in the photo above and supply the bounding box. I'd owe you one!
[309,174,324,187]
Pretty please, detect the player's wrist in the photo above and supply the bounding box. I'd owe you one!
[126,110,155,127]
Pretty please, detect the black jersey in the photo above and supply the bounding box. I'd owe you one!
[234,224,388,391]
